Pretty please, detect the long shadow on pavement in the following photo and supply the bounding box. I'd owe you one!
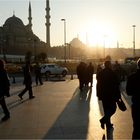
[43,86,92,139]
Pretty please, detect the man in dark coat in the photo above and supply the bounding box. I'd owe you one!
[87,62,94,87]
[34,62,43,86]
[0,59,10,121]
[18,61,35,100]
[126,58,140,139]
[77,62,87,91]
[96,61,121,129]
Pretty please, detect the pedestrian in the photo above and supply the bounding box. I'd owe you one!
[96,64,102,78]
[126,58,140,139]
[34,62,43,86]
[18,61,35,100]
[0,59,10,121]
[113,61,123,83]
[87,62,94,87]
[76,62,87,91]
[96,60,121,129]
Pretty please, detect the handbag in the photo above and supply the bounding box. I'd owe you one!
[117,98,127,111]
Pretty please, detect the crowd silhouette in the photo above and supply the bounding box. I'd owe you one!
[77,62,94,90]
[0,58,139,139]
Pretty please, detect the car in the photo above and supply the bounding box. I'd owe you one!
[5,63,22,74]
[40,63,68,77]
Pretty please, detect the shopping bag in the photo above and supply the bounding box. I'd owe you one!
[117,98,127,111]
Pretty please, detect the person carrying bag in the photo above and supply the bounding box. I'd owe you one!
[117,97,127,112]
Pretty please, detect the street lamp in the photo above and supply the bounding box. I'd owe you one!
[103,35,107,58]
[132,25,136,57]
[34,39,37,62]
[61,18,66,63]
[66,43,70,60]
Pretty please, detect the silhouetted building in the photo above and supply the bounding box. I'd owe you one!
[0,2,47,61]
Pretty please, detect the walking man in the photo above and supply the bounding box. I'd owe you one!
[96,61,121,129]
[34,62,43,86]
[76,62,87,91]
[18,61,35,100]
[87,62,94,87]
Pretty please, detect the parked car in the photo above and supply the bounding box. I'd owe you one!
[40,63,68,77]
[5,63,22,74]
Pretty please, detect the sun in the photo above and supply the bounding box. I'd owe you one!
[79,22,117,48]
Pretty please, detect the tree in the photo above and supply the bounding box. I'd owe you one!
[38,52,47,62]
[25,51,32,62]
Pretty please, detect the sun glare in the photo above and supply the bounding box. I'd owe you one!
[79,22,117,48]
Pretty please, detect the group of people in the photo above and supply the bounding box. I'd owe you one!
[77,61,121,129]
[77,59,140,139]
[0,60,43,122]
[0,58,140,139]
[76,62,94,91]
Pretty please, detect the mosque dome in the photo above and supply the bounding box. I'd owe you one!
[3,14,27,36]
[4,15,24,27]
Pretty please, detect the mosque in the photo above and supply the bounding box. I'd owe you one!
[0,0,51,62]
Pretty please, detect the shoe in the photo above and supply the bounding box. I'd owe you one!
[18,94,23,100]
[100,119,105,129]
[29,96,35,99]
[1,115,10,121]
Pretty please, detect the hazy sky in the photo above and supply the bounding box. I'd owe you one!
[0,0,140,48]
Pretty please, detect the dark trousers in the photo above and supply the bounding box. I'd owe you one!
[79,79,85,90]
[19,84,33,98]
[35,74,42,85]
[132,105,140,139]
[101,100,116,125]
[0,97,10,116]
[89,76,93,86]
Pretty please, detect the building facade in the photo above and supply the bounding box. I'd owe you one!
[0,2,48,61]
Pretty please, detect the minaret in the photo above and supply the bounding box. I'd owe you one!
[28,1,32,30]
[45,0,51,47]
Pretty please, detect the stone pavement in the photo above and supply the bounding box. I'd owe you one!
[0,75,133,139]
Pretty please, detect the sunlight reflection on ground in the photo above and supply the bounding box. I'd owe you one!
[87,75,104,140]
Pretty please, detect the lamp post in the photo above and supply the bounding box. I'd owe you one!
[103,35,107,58]
[61,18,66,63]
[132,25,136,57]
[103,40,105,58]
[34,39,37,62]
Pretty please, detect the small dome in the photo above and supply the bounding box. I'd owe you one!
[4,15,24,27]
